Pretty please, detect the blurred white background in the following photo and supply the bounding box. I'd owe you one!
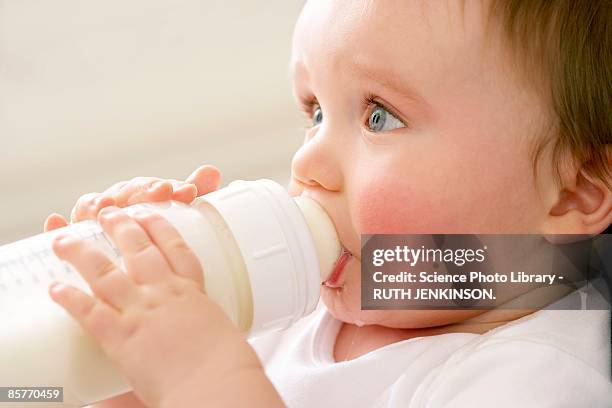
[0,0,306,244]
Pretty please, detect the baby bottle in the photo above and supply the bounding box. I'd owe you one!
[0,179,341,407]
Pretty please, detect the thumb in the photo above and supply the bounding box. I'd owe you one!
[44,213,69,232]
[185,164,221,197]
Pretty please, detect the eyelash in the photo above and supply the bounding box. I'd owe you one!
[361,93,379,113]
[299,95,318,118]
[361,94,406,129]
[298,93,407,129]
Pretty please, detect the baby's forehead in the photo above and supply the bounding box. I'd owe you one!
[290,0,498,101]
[292,0,490,58]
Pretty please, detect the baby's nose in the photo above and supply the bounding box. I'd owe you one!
[291,127,343,192]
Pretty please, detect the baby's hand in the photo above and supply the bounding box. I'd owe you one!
[43,164,221,232]
[49,207,269,407]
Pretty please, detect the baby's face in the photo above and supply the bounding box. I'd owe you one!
[289,0,553,327]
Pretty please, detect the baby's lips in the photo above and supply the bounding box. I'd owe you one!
[323,247,353,287]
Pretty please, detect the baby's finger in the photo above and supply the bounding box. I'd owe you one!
[72,194,116,223]
[125,180,174,206]
[90,195,116,219]
[71,193,102,223]
[44,213,68,232]
[170,183,198,203]
[132,212,204,290]
[115,178,160,207]
[102,180,129,198]
[52,235,138,311]
[185,164,221,197]
[98,207,175,285]
[49,282,124,353]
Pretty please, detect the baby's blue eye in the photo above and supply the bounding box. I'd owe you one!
[312,106,323,126]
[368,105,406,132]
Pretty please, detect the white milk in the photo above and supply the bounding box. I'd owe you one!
[0,179,341,407]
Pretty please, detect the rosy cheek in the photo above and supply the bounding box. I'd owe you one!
[354,177,416,234]
[353,177,457,234]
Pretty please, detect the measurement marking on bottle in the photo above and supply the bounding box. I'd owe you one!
[100,233,121,257]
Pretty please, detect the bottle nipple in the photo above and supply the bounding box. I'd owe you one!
[293,196,342,282]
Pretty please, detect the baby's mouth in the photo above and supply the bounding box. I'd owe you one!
[323,246,353,288]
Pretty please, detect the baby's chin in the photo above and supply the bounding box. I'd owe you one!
[319,265,480,329]
[321,291,476,329]
[320,287,363,325]
[319,264,395,326]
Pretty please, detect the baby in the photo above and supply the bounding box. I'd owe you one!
[44,0,611,406]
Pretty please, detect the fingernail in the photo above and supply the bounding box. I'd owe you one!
[100,206,119,217]
[52,236,73,252]
[131,208,153,219]
[148,181,164,192]
[50,282,65,294]
[53,235,72,246]
[175,183,196,193]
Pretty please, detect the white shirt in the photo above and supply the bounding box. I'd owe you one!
[249,286,612,407]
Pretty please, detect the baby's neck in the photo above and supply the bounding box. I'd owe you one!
[333,309,535,362]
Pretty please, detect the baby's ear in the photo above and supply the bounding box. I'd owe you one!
[545,148,612,235]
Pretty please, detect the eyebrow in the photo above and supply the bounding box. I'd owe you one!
[347,61,432,112]
[291,57,434,119]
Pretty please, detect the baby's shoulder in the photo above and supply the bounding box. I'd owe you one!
[450,309,610,379]
[391,310,611,407]
[478,309,609,367]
